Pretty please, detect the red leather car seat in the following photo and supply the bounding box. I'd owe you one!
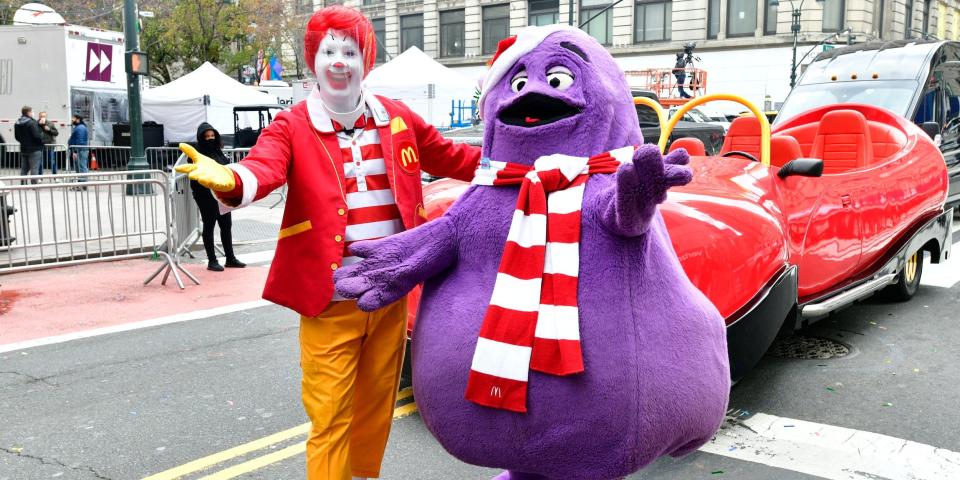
[769,135,803,168]
[868,121,907,163]
[776,124,817,156]
[720,117,761,160]
[810,110,873,174]
[669,137,707,156]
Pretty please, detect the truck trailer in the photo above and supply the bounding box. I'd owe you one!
[0,24,128,147]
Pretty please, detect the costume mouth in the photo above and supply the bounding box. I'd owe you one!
[326,70,351,89]
[498,93,581,128]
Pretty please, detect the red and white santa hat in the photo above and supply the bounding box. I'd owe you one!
[478,24,579,118]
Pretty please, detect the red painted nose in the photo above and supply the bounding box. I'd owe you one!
[333,62,345,69]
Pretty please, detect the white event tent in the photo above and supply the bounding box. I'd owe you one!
[142,62,278,142]
[365,47,477,128]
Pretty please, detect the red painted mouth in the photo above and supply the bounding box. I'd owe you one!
[326,70,350,90]
[524,117,540,124]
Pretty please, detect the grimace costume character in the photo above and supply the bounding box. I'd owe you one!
[334,25,730,480]
[177,5,481,479]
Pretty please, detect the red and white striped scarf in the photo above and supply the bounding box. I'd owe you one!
[465,146,635,413]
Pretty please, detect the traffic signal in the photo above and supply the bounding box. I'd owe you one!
[127,51,149,76]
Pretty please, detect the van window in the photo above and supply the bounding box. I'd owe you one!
[775,80,917,125]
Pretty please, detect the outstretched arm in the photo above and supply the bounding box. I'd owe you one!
[334,216,459,312]
[596,145,691,237]
[410,110,481,182]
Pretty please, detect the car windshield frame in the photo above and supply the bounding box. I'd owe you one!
[774,80,919,126]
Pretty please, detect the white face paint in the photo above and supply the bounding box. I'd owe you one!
[314,30,364,115]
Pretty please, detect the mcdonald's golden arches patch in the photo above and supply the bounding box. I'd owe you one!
[395,139,420,174]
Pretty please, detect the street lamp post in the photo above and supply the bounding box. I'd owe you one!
[123,0,151,195]
[770,0,824,89]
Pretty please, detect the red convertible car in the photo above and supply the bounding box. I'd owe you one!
[406,102,953,380]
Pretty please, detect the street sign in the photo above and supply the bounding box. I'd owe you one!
[823,44,835,51]
[85,43,113,82]
[139,10,154,18]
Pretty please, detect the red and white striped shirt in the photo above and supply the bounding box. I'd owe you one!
[331,112,404,301]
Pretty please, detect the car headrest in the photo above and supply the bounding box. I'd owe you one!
[769,135,803,168]
[727,116,761,137]
[818,110,870,135]
[668,137,707,157]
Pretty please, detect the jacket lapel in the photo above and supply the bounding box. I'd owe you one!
[300,105,346,192]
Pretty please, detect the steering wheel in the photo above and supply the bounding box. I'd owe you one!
[657,93,771,166]
[721,150,759,162]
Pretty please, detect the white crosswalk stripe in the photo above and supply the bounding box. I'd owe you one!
[702,412,960,479]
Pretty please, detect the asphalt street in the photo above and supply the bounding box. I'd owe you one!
[2,252,960,479]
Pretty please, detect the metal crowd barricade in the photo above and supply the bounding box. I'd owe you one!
[169,153,202,259]
[146,146,184,171]
[0,143,19,177]
[0,170,199,289]
[0,143,70,178]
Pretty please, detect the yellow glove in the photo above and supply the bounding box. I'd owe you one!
[175,143,236,192]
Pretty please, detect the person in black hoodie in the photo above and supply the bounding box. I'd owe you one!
[191,123,246,271]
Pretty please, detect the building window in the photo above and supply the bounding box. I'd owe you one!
[707,0,721,38]
[764,0,777,34]
[726,0,757,37]
[634,0,672,42]
[904,0,913,38]
[580,0,613,45]
[529,0,559,25]
[440,9,465,57]
[362,0,381,5]
[821,0,844,32]
[483,4,511,54]
[401,14,424,52]
[372,18,386,63]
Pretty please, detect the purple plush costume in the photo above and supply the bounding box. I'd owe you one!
[335,26,730,480]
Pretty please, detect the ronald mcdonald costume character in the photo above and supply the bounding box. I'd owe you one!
[177,6,481,479]
[334,25,730,479]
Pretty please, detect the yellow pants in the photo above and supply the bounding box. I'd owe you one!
[299,298,407,479]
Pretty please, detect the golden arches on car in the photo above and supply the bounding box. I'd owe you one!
[633,96,667,152]
[660,93,772,167]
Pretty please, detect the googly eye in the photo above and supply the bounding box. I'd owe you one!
[510,72,528,93]
[546,67,574,91]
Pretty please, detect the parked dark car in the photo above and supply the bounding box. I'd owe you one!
[631,89,725,154]
[777,39,960,210]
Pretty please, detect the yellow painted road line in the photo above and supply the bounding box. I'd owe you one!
[141,423,310,480]
[142,399,417,480]
[393,402,418,419]
[197,442,306,480]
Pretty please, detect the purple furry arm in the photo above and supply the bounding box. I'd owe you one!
[332,216,459,312]
[596,145,692,237]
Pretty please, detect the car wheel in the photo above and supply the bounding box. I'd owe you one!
[883,251,924,302]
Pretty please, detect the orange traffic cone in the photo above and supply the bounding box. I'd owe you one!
[90,152,98,170]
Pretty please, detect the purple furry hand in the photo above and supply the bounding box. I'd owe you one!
[333,217,458,312]
[598,144,691,237]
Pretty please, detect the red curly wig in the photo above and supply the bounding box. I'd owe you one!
[304,5,377,77]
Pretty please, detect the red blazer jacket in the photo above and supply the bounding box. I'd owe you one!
[222,94,480,317]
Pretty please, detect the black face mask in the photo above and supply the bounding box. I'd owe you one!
[202,138,218,149]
